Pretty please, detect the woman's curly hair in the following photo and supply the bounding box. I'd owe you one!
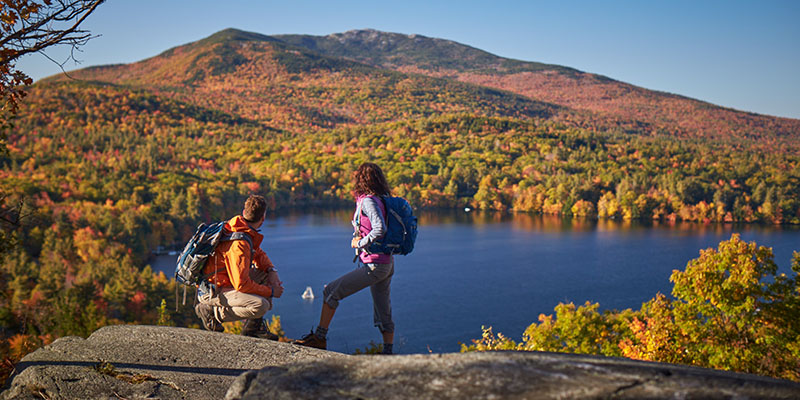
[352,162,391,197]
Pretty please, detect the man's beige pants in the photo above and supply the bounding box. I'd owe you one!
[200,267,272,323]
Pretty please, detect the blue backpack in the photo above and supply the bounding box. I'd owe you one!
[356,196,418,256]
[174,221,253,307]
[174,221,253,286]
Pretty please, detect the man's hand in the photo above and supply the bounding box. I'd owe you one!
[351,236,361,249]
[271,284,284,298]
[267,269,283,298]
[267,269,281,285]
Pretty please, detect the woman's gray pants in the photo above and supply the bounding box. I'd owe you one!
[323,260,394,333]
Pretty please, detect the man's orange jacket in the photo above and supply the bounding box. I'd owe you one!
[202,215,274,298]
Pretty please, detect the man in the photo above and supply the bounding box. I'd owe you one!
[194,194,284,339]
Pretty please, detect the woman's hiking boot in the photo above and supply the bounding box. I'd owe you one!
[194,303,223,332]
[242,318,279,340]
[292,331,327,350]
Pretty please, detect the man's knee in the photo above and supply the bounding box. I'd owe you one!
[251,297,271,319]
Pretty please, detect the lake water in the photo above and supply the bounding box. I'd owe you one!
[150,209,800,354]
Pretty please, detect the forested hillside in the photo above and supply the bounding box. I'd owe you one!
[2,28,800,384]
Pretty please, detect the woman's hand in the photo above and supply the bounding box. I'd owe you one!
[351,236,361,249]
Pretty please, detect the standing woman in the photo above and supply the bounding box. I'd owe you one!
[293,162,395,354]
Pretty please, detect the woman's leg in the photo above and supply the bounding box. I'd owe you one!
[369,261,395,349]
[318,302,336,329]
[322,262,389,322]
[382,331,394,345]
[295,262,387,349]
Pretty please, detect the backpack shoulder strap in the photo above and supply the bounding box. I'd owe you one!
[363,195,386,217]
[217,231,256,269]
[378,195,388,216]
[354,195,388,232]
[225,231,254,256]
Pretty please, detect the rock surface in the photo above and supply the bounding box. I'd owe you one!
[226,351,800,400]
[4,325,800,400]
[1,325,341,400]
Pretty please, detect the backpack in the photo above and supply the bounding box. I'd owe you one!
[357,195,418,256]
[173,221,253,307]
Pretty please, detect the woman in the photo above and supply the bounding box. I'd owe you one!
[293,162,395,354]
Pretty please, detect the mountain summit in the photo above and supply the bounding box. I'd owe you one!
[275,29,577,75]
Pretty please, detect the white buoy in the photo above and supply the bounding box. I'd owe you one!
[302,286,314,300]
[464,207,471,212]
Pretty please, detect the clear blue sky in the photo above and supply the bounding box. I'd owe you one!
[18,0,800,119]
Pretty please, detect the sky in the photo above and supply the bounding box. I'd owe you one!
[17,0,800,119]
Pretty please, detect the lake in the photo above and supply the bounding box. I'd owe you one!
[150,209,800,354]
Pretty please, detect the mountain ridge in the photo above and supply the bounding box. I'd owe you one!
[274,28,755,109]
[275,28,584,76]
[273,28,800,138]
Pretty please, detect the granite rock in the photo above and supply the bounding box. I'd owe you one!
[226,351,800,400]
[5,325,800,400]
[2,325,342,400]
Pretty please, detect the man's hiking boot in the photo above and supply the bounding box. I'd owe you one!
[242,318,279,340]
[194,303,223,332]
[292,331,327,350]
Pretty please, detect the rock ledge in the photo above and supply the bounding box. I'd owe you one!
[2,325,340,400]
[3,325,800,400]
[227,351,800,400]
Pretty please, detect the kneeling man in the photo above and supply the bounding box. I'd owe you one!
[195,194,284,339]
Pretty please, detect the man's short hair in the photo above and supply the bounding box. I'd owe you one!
[243,195,267,222]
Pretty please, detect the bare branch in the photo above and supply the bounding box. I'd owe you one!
[39,49,80,80]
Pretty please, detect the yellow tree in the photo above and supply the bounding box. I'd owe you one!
[625,235,800,380]
[1,1,104,384]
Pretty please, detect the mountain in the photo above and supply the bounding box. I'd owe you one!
[276,29,800,139]
[46,28,560,134]
[44,28,799,140]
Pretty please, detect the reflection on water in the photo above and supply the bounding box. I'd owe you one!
[149,208,800,355]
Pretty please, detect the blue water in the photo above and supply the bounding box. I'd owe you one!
[150,210,800,354]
